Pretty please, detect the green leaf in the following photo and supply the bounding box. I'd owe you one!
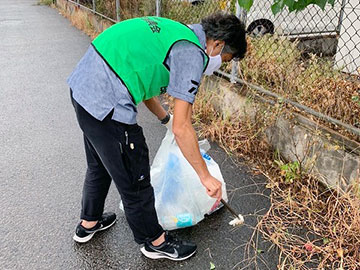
[284,0,295,11]
[287,4,296,12]
[323,238,330,245]
[210,262,216,270]
[284,0,294,5]
[315,0,327,9]
[268,0,335,14]
[257,249,264,254]
[293,0,308,11]
[271,2,283,15]
[237,0,254,11]
[280,164,288,171]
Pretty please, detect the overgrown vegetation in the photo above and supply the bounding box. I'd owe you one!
[184,79,360,269]
[58,4,101,39]
[259,173,360,269]
[238,35,360,141]
[78,0,156,20]
[161,0,232,24]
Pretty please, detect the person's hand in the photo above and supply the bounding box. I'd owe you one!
[200,174,222,202]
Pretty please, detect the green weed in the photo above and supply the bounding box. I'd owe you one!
[38,0,53,6]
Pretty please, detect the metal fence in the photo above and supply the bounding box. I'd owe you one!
[158,0,359,74]
[63,0,360,138]
[70,0,156,22]
[71,0,360,76]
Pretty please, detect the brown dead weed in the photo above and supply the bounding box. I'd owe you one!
[239,36,360,141]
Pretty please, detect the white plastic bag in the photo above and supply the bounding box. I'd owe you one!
[150,129,228,230]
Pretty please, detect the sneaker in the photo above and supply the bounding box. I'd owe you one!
[140,232,197,261]
[73,212,117,243]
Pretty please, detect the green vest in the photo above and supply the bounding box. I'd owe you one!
[92,17,208,105]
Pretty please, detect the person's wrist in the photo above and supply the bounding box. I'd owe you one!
[199,171,211,183]
[160,114,170,125]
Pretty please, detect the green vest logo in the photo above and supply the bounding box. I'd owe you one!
[142,17,161,33]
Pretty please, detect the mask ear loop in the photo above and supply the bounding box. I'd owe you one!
[207,44,224,57]
[208,44,225,57]
[218,44,225,56]
[219,44,224,55]
[207,46,213,57]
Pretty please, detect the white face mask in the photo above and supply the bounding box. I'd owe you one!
[204,45,224,76]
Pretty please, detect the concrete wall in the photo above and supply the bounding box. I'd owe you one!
[266,114,360,190]
[296,36,338,56]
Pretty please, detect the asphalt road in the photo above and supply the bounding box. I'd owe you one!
[0,1,279,269]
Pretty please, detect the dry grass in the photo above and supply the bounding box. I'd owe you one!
[259,174,360,270]
[77,0,156,20]
[38,0,54,6]
[57,3,104,39]
[238,35,360,141]
[161,0,231,24]
[57,0,157,39]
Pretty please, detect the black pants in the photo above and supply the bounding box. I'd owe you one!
[70,91,163,244]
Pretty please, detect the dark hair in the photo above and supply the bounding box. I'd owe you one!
[201,12,247,59]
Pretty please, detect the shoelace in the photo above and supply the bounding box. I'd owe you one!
[166,235,181,249]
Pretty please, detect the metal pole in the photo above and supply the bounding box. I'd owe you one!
[92,0,95,12]
[336,0,347,34]
[216,70,360,138]
[67,0,117,23]
[230,2,247,83]
[239,6,247,25]
[156,0,161,17]
[116,0,120,22]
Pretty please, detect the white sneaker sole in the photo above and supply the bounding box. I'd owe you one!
[140,246,196,261]
[73,219,117,243]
